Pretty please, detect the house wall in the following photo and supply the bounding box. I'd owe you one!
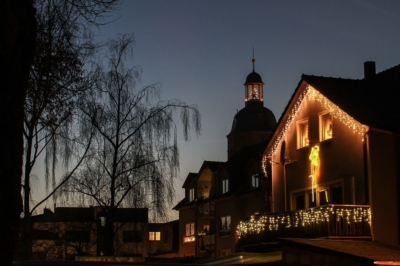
[214,197,236,257]
[367,129,400,246]
[271,93,366,212]
[177,207,196,257]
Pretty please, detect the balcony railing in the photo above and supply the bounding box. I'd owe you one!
[198,201,215,216]
[237,204,371,247]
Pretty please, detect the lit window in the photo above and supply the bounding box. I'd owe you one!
[183,223,195,243]
[252,175,259,188]
[220,215,231,237]
[222,179,229,193]
[320,112,333,141]
[189,188,195,201]
[149,231,160,241]
[297,119,309,148]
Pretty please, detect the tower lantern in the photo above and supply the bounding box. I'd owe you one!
[244,58,264,106]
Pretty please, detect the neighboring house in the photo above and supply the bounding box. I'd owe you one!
[237,62,400,251]
[30,206,178,260]
[173,59,277,258]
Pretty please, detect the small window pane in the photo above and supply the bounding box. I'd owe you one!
[321,113,333,141]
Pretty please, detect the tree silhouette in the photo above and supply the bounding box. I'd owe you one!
[0,0,36,264]
[20,0,121,259]
[60,34,201,255]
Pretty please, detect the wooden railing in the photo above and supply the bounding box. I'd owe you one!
[237,204,371,247]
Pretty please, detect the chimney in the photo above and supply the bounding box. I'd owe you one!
[364,61,376,79]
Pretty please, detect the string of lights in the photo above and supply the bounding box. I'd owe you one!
[262,85,367,177]
[236,205,371,238]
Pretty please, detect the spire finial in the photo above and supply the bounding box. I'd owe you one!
[252,46,255,72]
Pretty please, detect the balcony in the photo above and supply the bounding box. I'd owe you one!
[237,204,371,247]
[198,200,215,216]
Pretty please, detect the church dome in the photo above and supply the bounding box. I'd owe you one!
[230,102,276,134]
[245,71,263,84]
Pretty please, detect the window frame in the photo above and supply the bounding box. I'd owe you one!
[149,231,161,241]
[296,118,309,148]
[222,179,229,194]
[319,111,333,141]
[251,174,259,188]
[183,222,195,243]
[219,215,231,237]
[188,188,195,201]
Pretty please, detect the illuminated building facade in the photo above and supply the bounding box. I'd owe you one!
[173,59,277,258]
[256,61,399,247]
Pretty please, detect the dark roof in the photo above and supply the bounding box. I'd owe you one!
[229,103,277,134]
[31,207,95,222]
[302,64,400,134]
[182,172,197,188]
[31,207,148,223]
[245,71,264,84]
[280,238,400,263]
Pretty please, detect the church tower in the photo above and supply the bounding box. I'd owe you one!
[227,58,277,159]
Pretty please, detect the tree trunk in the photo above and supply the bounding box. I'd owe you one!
[0,0,36,264]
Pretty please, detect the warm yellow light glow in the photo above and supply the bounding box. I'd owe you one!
[309,145,319,202]
[183,236,196,243]
[236,205,371,238]
[263,85,367,177]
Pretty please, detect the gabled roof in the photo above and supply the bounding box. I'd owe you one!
[303,64,400,133]
[266,63,400,155]
[181,172,197,188]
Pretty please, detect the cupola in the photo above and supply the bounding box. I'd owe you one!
[244,58,264,106]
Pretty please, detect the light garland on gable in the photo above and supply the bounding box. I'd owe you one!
[262,86,310,175]
[307,87,367,138]
[262,85,367,176]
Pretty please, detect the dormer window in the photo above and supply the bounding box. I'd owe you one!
[252,175,259,188]
[189,188,195,201]
[320,112,333,141]
[297,119,309,148]
[222,179,229,194]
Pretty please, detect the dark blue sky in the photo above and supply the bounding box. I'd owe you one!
[34,0,400,220]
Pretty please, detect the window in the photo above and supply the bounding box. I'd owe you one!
[220,215,231,237]
[189,188,195,201]
[319,190,329,206]
[222,179,229,193]
[293,193,305,210]
[184,223,195,243]
[251,175,259,188]
[65,230,90,242]
[100,216,106,227]
[149,231,160,241]
[307,191,316,208]
[123,230,142,242]
[297,119,309,148]
[331,185,343,204]
[320,112,333,141]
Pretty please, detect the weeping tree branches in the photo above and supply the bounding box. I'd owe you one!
[60,34,201,255]
[20,0,121,260]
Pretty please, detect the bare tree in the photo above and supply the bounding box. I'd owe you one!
[21,0,121,259]
[61,35,201,255]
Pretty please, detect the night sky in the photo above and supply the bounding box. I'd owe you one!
[33,0,400,220]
